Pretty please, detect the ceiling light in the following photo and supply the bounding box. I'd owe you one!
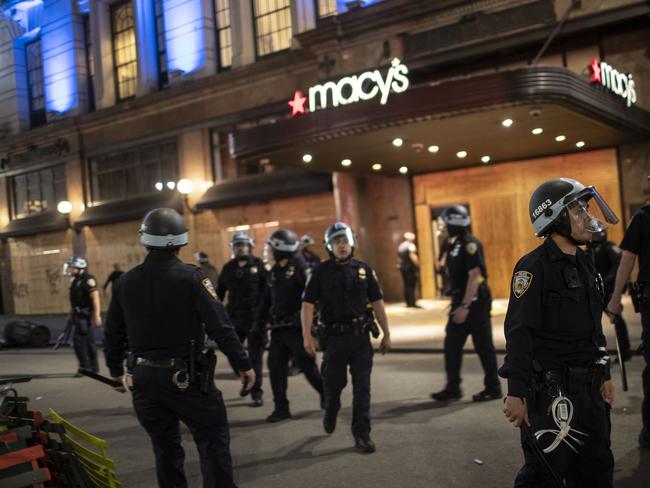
[399,166,408,174]
[166,181,176,190]
[501,118,513,127]
[57,200,72,214]
[481,155,490,164]
[532,128,543,135]
[576,141,585,148]
[456,151,467,159]
[428,145,439,153]
[302,154,312,163]
[372,163,382,171]
[341,159,352,167]
[177,178,194,195]
[155,182,163,191]
[555,135,566,142]
[392,138,403,147]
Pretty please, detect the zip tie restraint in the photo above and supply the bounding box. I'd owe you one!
[535,394,588,453]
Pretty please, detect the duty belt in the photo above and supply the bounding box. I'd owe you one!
[268,313,299,330]
[323,316,369,336]
[135,357,188,370]
[537,366,604,395]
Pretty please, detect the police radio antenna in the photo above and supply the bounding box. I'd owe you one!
[531,0,581,66]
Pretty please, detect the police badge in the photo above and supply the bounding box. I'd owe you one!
[358,268,367,280]
[512,271,533,298]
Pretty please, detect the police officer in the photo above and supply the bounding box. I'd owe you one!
[607,184,650,448]
[398,231,420,307]
[302,222,391,454]
[256,228,324,422]
[67,256,101,374]
[104,208,255,488]
[300,234,321,271]
[431,205,502,402]
[194,251,220,285]
[217,231,266,407]
[500,178,618,486]
[588,229,631,361]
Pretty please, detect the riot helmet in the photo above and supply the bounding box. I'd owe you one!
[63,256,87,275]
[300,234,315,248]
[440,205,470,237]
[231,230,254,258]
[193,251,209,265]
[324,222,356,259]
[139,208,188,250]
[266,229,299,261]
[529,178,618,241]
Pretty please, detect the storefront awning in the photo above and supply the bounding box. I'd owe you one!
[230,66,650,175]
[0,212,69,239]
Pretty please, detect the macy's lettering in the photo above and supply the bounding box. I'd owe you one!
[590,58,637,108]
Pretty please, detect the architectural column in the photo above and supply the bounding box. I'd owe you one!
[133,0,159,95]
[230,0,255,68]
[92,0,115,108]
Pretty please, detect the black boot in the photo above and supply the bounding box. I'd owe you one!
[266,410,292,423]
[431,388,462,402]
[472,388,503,402]
[354,437,376,454]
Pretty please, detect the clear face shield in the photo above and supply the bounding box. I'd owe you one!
[232,241,251,258]
[326,228,356,253]
[566,187,619,234]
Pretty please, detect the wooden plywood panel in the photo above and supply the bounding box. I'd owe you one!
[413,149,622,298]
[8,231,72,314]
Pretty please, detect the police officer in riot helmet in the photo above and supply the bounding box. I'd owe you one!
[300,234,321,271]
[217,231,266,407]
[256,228,324,422]
[607,174,650,448]
[500,178,618,486]
[431,205,502,402]
[587,229,632,361]
[104,208,254,488]
[66,256,102,374]
[302,222,391,454]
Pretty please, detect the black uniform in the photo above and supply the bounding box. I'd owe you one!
[301,249,321,271]
[443,233,500,393]
[103,270,124,292]
[499,238,613,486]
[619,204,650,439]
[398,240,418,307]
[588,239,631,360]
[69,272,99,372]
[217,255,266,399]
[303,258,383,440]
[257,256,323,414]
[104,251,250,488]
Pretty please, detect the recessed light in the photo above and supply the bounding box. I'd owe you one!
[555,135,566,142]
[155,182,163,191]
[341,159,352,167]
[428,145,439,153]
[576,141,585,148]
[399,166,408,174]
[392,138,403,147]
[372,163,382,171]
[302,154,312,163]
[532,128,543,135]
[166,181,176,190]
[456,151,467,159]
[502,118,514,127]
[481,155,490,164]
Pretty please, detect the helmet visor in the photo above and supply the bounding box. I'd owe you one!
[326,227,356,251]
[566,187,619,233]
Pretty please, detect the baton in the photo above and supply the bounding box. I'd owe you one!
[53,320,74,350]
[521,424,565,488]
[612,315,629,392]
[78,369,122,388]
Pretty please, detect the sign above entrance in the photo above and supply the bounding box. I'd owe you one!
[589,58,637,107]
[289,58,410,116]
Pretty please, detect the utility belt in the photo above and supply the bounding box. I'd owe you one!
[72,306,91,319]
[629,282,650,313]
[450,282,490,304]
[128,340,217,394]
[533,365,605,397]
[316,315,380,338]
[268,312,300,330]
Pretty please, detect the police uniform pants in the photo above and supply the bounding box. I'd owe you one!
[515,385,613,487]
[400,269,417,307]
[641,285,650,433]
[443,298,500,392]
[72,316,98,372]
[226,317,265,399]
[132,365,237,488]
[268,327,323,413]
[321,333,373,439]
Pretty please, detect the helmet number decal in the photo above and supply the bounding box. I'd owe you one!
[532,199,553,219]
[512,271,533,298]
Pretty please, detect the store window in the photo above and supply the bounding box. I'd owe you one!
[316,0,337,18]
[153,0,169,86]
[252,0,292,57]
[214,0,232,68]
[12,166,67,219]
[25,39,46,128]
[89,140,178,204]
[110,1,138,101]
[82,14,96,111]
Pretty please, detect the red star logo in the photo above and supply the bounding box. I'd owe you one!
[589,58,601,83]
[288,90,307,116]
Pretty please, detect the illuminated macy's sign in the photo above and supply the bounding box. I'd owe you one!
[288,58,410,116]
[589,58,637,107]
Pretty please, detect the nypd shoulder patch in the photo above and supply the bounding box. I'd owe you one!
[86,278,97,288]
[202,278,218,299]
[512,271,533,298]
[465,242,478,255]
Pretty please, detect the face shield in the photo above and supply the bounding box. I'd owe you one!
[565,186,619,233]
[326,227,356,252]
[232,241,251,258]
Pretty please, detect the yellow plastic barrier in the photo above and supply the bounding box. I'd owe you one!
[49,408,121,488]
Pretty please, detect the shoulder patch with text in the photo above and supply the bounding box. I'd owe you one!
[202,278,218,299]
[512,271,533,298]
[465,242,478,255]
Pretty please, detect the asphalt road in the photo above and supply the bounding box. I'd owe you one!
[1,347,648,487]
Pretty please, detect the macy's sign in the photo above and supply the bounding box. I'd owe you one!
[288,58,410,116]
[589,58,637,107]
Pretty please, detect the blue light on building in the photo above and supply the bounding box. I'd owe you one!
[163,0,206,75]
[336,0,382,14]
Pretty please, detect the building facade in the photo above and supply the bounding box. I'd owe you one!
[0,0,648,315]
